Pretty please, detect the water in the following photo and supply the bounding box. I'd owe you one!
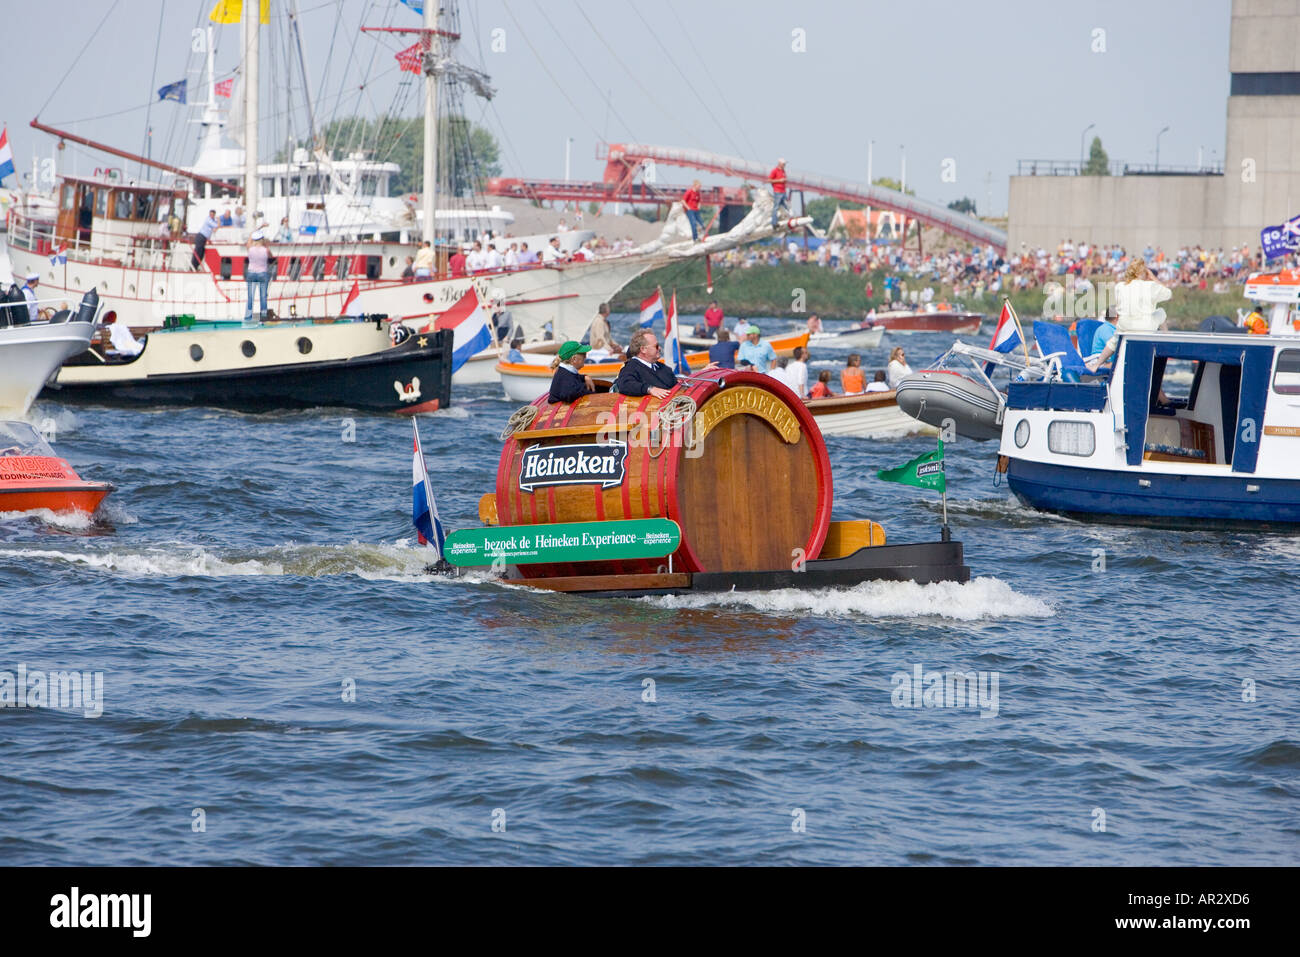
[1,328,1296,865]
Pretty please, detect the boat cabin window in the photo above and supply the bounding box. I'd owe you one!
[261,177,277,198]
[95,188,108,217]
[359,173,379,196]
[307,174,329,194]
[1048,420,1095,456]
[0,421,55,459]
[1273,349,1300,394]
[114,191,135,219]
[288,176,302,196]
[135,193,156,221]
[61,184,76,211]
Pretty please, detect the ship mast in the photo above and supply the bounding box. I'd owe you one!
[421,2,439,244]
[243,0,260,220]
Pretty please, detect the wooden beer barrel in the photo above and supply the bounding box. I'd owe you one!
[494,368,833,577]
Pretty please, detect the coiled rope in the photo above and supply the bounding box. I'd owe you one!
[499,405,538,441]
[649,395,698,458]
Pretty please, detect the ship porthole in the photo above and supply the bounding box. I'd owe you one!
[297,336,313,355]
[241,340,256,358]
[190,344,204,362]
[157,286,166,296]
[423,293,434,303]
[1014,419,1030,448]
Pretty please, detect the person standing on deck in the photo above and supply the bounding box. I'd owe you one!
[770,158,789,228]
[193,209,219,270]
[414,241,435,279]
[684,180,705,241]
[704,300,724,337]
[245,232,270,322]
[448,244,467,278]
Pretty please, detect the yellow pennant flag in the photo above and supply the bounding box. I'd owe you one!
[210,0,269,24]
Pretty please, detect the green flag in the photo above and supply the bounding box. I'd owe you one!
[877,441,946,492]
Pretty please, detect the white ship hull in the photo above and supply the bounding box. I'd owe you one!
[0,320,97,416]
[6,240,654,345]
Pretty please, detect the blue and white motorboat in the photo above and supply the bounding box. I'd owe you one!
[998,328,1300,526]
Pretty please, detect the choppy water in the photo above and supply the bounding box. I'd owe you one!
[1,326,1296,865]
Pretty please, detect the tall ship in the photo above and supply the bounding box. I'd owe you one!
[5,1,788,349]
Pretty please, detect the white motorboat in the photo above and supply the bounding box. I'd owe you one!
[0,289,100,416]
[1000,328,1300,526]
[805,390,934,438]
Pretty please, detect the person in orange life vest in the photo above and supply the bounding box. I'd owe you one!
[683,180,705,241]
[809,369,835,398]
[770,158,788,227]
[840,353,866,394]
[1244,307,1268,335]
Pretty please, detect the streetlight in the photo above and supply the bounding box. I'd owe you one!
[1155,125,1170,172]
[1080,123,1095,172]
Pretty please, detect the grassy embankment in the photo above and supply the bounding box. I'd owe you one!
[612,260,1245,329]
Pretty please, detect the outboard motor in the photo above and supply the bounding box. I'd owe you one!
[0,282,26,328]
[74,287,99,325]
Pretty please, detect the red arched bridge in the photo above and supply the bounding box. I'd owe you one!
[485,142,1007,253]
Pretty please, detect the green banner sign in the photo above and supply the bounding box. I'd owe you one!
[443,518,682,567]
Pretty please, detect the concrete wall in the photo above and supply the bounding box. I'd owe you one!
[1230,0,1300,73]
[1007,174,1225,253]
[1222,94,1300,247]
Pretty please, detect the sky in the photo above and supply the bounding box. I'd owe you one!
[0,0,1232,217]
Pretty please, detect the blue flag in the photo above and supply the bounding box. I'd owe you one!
[399,0,423,13]
[158,79,187,104]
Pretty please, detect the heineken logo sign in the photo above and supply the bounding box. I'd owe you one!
[519,441,627,492]
[916,461,944,478]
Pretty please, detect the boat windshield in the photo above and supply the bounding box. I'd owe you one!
[0,421,56,458]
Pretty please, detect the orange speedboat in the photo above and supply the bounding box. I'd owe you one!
[0,421,113,516]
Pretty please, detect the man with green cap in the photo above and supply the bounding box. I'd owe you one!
[737,325,776,373]
[548,340,595,404]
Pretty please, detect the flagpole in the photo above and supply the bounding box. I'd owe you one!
[939,436,950,542]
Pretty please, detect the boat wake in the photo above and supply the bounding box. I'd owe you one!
[0,539,443,581]
[642,575,1054,620]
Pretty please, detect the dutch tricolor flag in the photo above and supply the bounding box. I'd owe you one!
[433,285,495,373]
[985,299,1023,376]
[0,127,14,185]
[639,290,665,329]
[664,290,687,375]
[411,418,445,558]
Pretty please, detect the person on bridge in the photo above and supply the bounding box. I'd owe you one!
[684,180,704,241]
[770,158,788,228]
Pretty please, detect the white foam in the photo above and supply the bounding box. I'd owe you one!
[645,575,1054,620]
[0,539,444,581]
[0,508,95,531]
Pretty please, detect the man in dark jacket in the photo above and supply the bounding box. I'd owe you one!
[614,329,678,398]
[548,341,595,404]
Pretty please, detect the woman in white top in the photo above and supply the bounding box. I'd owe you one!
[785,346,809,397]
[886,346,913,389]
[1086,259,1171,369]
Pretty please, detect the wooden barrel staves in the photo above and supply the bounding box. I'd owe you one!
[494,368,833,577]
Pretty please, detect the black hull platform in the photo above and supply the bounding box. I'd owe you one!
[498,540,969,597]
[44,331,453,413]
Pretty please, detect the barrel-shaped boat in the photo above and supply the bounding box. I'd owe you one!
[492,368,833,578]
